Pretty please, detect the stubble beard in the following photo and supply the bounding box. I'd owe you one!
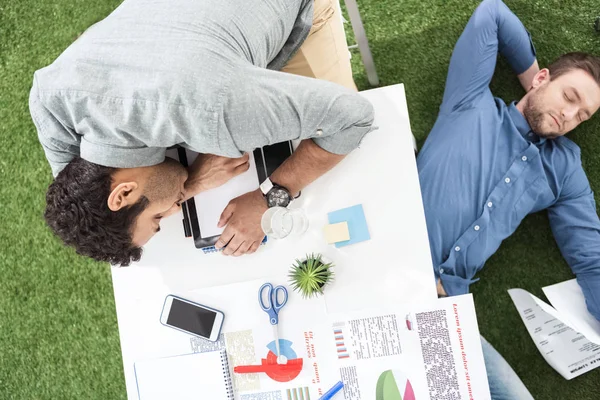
[522,88,560,139]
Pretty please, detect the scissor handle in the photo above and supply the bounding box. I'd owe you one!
[258,283,274,312]
[271,286,288,312]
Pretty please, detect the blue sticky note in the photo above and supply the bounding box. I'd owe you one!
[327,204,370,248]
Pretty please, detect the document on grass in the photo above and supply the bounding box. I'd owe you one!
[508,287,600,379]
[542,279,600,345]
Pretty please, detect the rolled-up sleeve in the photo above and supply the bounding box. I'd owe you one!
[222,64,375,155]
[548,164,600,321]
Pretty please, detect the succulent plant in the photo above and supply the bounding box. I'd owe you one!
[288,253,334,298]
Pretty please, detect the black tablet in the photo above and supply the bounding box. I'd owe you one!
[178,142,294,250]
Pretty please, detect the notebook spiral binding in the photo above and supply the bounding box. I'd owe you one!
[220,350,235,399]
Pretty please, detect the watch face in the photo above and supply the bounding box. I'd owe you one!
[268,188,291,207]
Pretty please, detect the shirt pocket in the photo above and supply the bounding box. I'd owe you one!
[513,177,554,223]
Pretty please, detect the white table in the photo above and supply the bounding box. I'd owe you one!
[112,84,437,399]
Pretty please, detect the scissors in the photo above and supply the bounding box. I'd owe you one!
[258,282,288,363]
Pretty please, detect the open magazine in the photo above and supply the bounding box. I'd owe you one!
[509,279,600,379]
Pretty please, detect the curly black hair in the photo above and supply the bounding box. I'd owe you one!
[45,157,149,266]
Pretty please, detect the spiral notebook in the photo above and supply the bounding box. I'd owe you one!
[134,350,233,400]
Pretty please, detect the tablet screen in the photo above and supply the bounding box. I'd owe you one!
[189,151,260,238]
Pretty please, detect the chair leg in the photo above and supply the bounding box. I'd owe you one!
[344,0,379,86]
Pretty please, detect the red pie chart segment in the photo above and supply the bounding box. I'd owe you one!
[263,339,303,382]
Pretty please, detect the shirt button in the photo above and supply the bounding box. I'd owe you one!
[505,177,511,184]
[521,156,528,161]
[316,129,323,136]
[455,246,461,252]
[474,225,480,231]
[439,268,444,274]
[487,201,493,208]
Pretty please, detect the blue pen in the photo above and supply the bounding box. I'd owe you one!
[319,381,344,400]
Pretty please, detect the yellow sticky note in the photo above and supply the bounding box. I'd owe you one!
[323,222,350,244]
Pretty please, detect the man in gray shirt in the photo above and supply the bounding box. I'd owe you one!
[31,0,375,264]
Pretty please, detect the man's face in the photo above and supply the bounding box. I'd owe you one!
[131,159,188,247]
[523,69,600,138]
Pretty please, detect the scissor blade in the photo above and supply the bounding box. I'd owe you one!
[273,324,282,364]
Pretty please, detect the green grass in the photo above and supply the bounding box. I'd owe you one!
[0,0,599,398]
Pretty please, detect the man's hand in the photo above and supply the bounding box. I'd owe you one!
[215,189,268,256]
[184,153,250,198]
[437,279,447,297]
[214,139,347,257]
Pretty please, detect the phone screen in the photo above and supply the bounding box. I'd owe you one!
[166,298,217,338]
[254,141,294,183]
[262,141,293,177]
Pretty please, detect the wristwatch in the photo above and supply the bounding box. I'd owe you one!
[260,178,293,208]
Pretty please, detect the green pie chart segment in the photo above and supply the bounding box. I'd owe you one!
[375,370,416,400]
[376,370,402,400]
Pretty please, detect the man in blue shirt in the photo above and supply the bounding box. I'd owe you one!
[417,0,600,398]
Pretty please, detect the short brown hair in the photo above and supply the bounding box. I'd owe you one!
[548,52,600,87]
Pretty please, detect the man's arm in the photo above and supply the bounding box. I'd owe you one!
[548,165,600,321]
[214,65,375,255]
[441,0,537,113]
[269,140,342,197]
[215,140,345,256]
[29,75,80,177]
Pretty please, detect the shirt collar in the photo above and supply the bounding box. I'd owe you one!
[508,101,546,145]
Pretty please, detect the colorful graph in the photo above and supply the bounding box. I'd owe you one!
[376,370,416,400]
[263,339,303,382]
[286,386,310,400]
[333,329,349,359]
[233,339,304,382]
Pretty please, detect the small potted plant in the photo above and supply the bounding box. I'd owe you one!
[288,253,334,298]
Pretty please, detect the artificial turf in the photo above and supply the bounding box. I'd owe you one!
[1,0,599,398]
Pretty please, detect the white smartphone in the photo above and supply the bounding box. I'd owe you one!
[160,295,224,342]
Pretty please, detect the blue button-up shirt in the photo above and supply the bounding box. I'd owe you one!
[417,0,600,320]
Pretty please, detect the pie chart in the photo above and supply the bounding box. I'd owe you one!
[232,339,303,382]
[376,370,416,400]
[262,339,303,382]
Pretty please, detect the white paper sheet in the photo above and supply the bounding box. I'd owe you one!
[542,279,600,345]
[508,288,600,380]
[186,150,260,238]
[321,295,490,400]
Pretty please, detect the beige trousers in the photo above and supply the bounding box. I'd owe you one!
[282,0,357,91]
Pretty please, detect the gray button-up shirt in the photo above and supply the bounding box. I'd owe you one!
[29,0,375,177]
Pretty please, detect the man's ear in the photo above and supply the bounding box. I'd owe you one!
[107,182,139,211]
[531,68,551,89]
